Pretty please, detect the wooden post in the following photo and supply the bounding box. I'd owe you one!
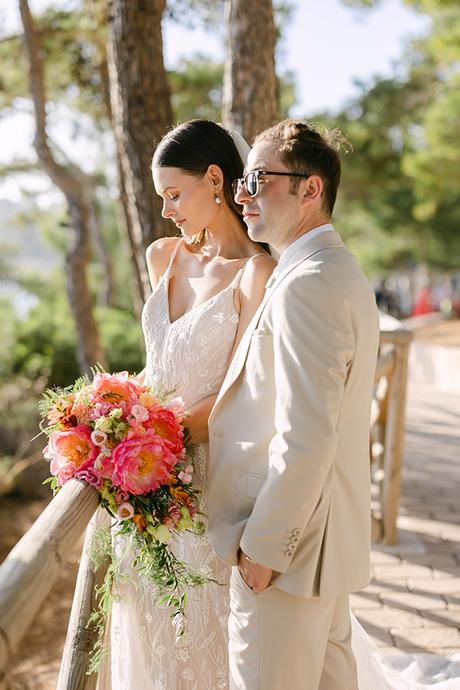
[0,481,98,676]
[380,331,413,544]
[57,508,111,690]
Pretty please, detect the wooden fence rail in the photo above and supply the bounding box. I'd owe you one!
[371,328,413,544]
[0,328,412,686]
[0,481,98,685]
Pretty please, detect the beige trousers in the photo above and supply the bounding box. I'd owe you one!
[228,566,358,690]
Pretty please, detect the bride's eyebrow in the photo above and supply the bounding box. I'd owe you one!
[160,186,179,194]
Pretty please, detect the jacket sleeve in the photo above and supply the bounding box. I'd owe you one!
[239,269,355,573]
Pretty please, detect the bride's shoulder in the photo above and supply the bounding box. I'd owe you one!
[238,252,277,303]
[244,252,277,283]
[146,236,180,286]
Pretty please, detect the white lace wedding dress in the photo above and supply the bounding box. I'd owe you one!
[97,242,460,690]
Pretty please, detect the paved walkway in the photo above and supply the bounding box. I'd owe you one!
[352,379,460,656]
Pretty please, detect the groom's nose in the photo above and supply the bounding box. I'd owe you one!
[234,183,250,205]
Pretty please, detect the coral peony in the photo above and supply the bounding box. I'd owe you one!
[147,408,184,455]
[90,371,138,416]
[44,425,98,485]
[111,429,178,495]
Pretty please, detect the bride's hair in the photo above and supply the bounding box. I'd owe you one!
[152,120,246,241]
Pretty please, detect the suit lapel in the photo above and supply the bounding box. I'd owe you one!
[210,230,345,419]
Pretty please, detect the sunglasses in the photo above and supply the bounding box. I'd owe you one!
[231,170,312,198]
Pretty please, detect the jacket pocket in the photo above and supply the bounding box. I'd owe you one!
[246,472,266,498]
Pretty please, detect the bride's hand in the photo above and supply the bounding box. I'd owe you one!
[183,394,218,445]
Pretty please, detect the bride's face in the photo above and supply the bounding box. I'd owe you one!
[152,166,220,238]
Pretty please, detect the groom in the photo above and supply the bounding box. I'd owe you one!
[207,120,380,690]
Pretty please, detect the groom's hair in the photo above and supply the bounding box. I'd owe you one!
[254,120,349,215]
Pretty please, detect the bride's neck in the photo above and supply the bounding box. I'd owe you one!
[201,208,249,259]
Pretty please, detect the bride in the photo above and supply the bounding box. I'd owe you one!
[98,119,459,690]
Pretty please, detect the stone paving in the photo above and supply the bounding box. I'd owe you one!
[352,379,460,656]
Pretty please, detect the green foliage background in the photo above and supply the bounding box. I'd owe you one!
[0,0,459,470]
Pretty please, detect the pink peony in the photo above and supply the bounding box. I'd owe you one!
[90,371,139,416]
[44,425,98,486]
[111,429,178,495]
[146,408,184,456]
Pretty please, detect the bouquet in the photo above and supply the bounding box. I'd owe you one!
[39,369,211,670]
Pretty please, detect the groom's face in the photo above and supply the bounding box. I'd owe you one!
[235,142,302,251]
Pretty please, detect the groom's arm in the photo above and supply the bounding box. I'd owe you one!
[239,270,354,574]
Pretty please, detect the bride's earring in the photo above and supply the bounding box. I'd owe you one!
[214,192,222,205]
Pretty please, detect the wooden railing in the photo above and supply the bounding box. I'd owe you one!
[370,329,413,544]
[0,328,412,687]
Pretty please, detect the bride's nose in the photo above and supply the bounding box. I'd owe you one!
[161,200,175,219]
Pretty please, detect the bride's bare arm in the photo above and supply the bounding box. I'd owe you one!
[145,236,180,289]
[228,253,277,363]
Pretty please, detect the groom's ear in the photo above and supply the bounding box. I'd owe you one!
[206,164,224,193]
[299,175,323,206]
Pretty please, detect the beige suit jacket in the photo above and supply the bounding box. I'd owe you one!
[207,229,380,600]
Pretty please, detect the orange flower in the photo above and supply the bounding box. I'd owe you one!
[169,486,189,504]
[132,514,147,532]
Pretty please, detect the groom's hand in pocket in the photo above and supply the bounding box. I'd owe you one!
[238,549,273,593]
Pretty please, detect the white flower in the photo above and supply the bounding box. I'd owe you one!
[116,502,135,520]
[91,429,108,446]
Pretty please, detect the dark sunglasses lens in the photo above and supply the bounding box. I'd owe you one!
[231,180,239,196]
[247,173,257,196]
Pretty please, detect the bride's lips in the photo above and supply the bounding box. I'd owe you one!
[173,219,186,226]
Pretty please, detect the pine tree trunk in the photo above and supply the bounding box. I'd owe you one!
[107,0,173,302]
[223,0,278,142]
[19,0,107,376]
[99,53,144,315]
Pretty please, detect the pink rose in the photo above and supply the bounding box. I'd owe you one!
[111,429,178,495]
[44,425,98,486]
[115,488,130,505]
[75,467,103,489]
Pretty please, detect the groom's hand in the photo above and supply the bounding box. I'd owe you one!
[238,550,273,594]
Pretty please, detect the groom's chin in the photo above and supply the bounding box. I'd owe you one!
[247,224,265,243]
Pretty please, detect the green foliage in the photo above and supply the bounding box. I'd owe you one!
[170,56,224,122]
[0,7,108,123]
[97,306,144,375]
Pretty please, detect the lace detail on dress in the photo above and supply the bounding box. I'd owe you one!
[101,241,245,690]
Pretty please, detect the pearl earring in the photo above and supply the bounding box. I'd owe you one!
[215,193,222,205]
